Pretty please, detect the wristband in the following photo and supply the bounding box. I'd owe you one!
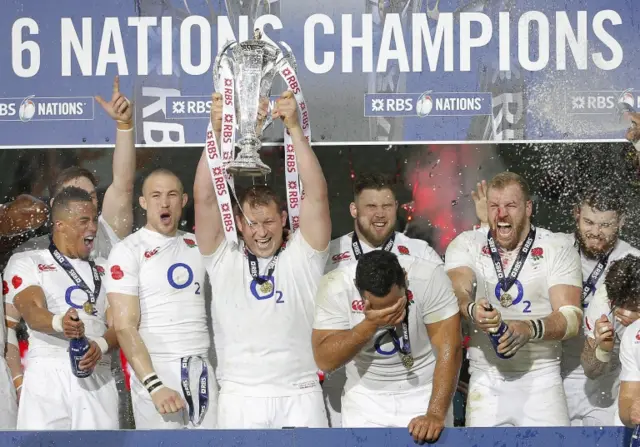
[467,302,477,323]
[595,346,612,363]
[16,384,23,392]
[12,374,23,385]
[529,319,545,340]
[93,337,109,355]
[142,373,164,395]
[52,314,64,333]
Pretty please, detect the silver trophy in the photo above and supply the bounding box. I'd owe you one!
[214,27,295,177]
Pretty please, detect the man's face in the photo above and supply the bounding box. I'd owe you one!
[487,183,532,251]
[60,177,98,209]
[350,188,397,247]
[237,200,286,258]
[575,204,621,259]
[56,201,98,260]
[363,284,407,314]
[139,174,187,236]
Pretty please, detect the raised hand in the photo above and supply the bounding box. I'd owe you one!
[210,93,223,134]
[95,76,133,126]
[471,180,488,225]
[272,91,299,130]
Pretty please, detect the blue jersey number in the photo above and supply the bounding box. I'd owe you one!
[522,300,532,313]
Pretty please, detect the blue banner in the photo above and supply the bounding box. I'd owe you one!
[0,427,633,446]
[0,0,639,147]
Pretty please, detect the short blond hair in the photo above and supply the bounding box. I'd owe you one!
[487,171,531,201]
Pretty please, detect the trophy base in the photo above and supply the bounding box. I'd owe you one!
[226,156,272,177]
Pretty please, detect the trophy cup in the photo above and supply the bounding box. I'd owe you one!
[214,26,291,177]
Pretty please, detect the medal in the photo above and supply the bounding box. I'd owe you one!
[500,292,513,308]
[401,354,414,369]
[259,281,273,295]
[83,301,95,315]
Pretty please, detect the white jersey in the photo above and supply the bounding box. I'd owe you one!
[444,227,582,375]
[313,255,459,393]
[3,249,109,362]
[13,215,120,261]
[619,319,640,383]
[104,228,209,362]
[205,230,328,396]
[325,231,442,273]
[561,236,640,380]
[0,273,5,350]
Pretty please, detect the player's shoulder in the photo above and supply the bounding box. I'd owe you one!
[621,319,640,348]
[614,239,640,260]
[6,248,48,267]
[114,228,146,251]
[328,233,352,254]
[13,234,50,254]
[394,233,441,261]
[401,255,445,282]
[534,227,576,253]
[320,262,356,292]
[326,233,356,268]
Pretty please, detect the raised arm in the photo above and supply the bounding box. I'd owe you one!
[97,76,135,239]
[194,93,225,256]
[273,91,330,251]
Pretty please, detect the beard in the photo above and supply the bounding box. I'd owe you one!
[355,217,395,247]
[575,228,618,260]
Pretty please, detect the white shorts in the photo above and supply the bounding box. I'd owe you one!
[0,358,17,429]
[217,388,328,429]
[342,382,453,428]
[322,367,346,428]
[17,357,118,430]
[130,356,217,429]
[563,375,618,426]
[466,368,569,427]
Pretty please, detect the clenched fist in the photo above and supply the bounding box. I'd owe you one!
[272,91,299,130]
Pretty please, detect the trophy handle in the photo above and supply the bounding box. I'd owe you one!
[213,40,238,92]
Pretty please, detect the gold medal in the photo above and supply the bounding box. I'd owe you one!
[500,292,513,308]
[83,301,95,315]
[401,354,414,369]
[259,281,273,295]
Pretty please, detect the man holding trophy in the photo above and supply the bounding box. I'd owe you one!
[193,28,331,428]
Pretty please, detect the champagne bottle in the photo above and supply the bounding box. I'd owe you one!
[68,316,93,378]
[483,304,514,360]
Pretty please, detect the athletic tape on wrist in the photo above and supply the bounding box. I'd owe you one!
[142,372,164,395]
[7,327,18,347]
[93,337,109,355]
[51,314,64,333]
[467,302,476,323]
[595,346,612,363]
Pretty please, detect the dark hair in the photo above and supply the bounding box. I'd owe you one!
[142,168,184,194]
[577,187,626,215]
[355,250,407,298]
[237,185,283,211]
[487,171,531,201]
[49,167,98,198]
[51,187,94,221]
[354,172,395,198]
[605,255,640,310]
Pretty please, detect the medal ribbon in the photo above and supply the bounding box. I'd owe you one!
[278,60,310,232]
[245,243,285,285]
[351,231,396,260]
[48,240,100,315]
[180,356,209,427]
[487,225,537,294]
[580,250,612,304]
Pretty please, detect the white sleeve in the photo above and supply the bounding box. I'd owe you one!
[201,239,231,276]
[95,215,121,259]
[313,270,352,331]
[547,239,583,288]
[3,254,40,305]
[444,232,476,272]
[421,264,460,325]
[584,287,610,338]
[619,322,640,382]
[418,242,443,265]
[289,230,330,278]
[104,242,139,296]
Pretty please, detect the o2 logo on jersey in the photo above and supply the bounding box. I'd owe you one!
[250,276,284,304]
[167,263,200,295]
[373,330,404,356]
[65,285,97,315]
[494,280,531,313]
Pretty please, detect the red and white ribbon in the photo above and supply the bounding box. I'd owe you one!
[220,64,236,189]
[278,61,310,232]
[204,122,237,244]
